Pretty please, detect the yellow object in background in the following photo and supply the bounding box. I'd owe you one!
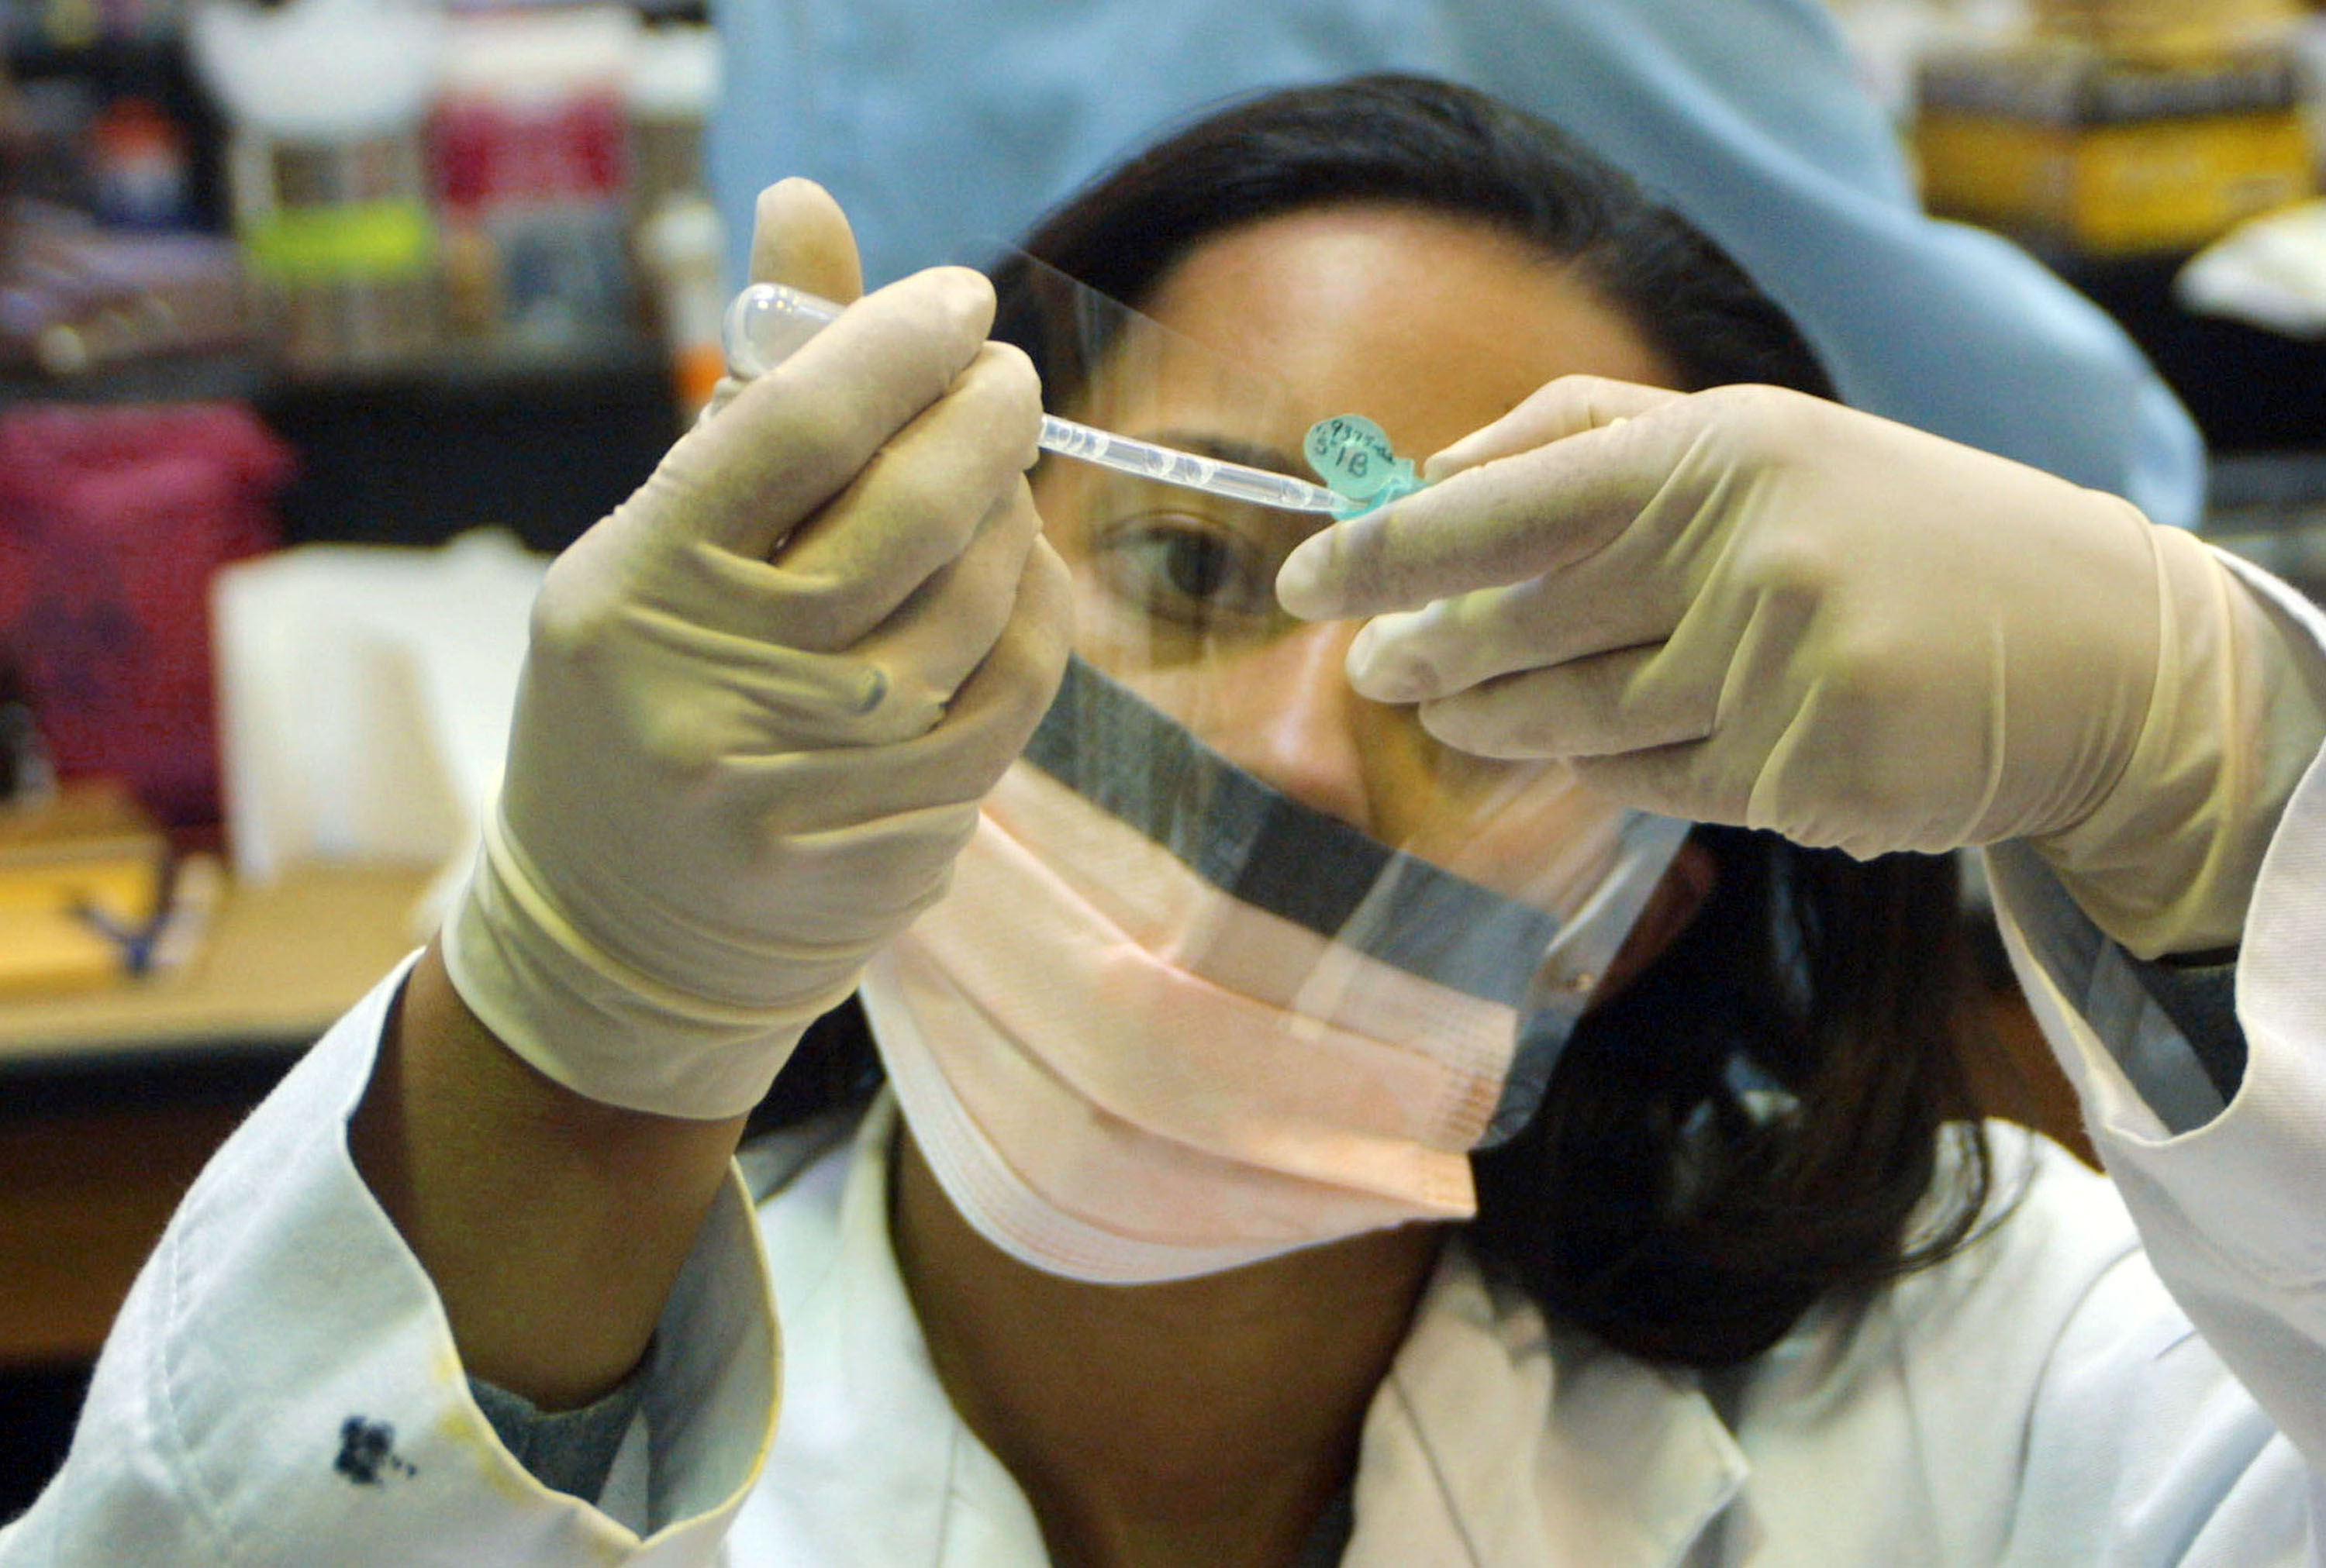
[2031,0,2304,60]
[0,910,125,998]
[1917,43,2316,259]
[0,780,167,998]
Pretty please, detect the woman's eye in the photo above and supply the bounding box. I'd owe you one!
[1157,532,1234,599]
[1096,517,1276,627]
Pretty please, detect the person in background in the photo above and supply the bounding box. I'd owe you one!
[707,0,2208,531]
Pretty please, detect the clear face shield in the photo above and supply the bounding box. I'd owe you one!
[851,252,1693,1282]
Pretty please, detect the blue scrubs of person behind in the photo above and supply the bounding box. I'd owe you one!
[706,0,2206,528]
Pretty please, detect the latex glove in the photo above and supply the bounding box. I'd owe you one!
[443,180,1073,1118]
[1276,381,2326,960]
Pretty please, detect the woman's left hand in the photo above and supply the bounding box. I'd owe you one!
[1275,379,2324,957]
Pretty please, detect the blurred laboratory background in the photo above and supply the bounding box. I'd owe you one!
[4,0,2326,1516]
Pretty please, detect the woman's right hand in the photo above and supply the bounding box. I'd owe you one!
[1278,379,2324,961]
[442,179,1074,1120]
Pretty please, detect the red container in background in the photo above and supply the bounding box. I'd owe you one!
[0,403,292,829]
[430,91,626,214]
[426,7,640,346]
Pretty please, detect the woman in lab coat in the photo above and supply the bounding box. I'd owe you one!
[8,76,2326,1566]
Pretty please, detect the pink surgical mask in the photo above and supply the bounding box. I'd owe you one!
[864,657,1687,1284]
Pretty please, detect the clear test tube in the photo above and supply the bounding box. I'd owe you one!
[721,282,1348,515]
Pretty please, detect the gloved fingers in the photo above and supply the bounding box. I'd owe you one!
[675,267,1000,561]
[846,477,1045,719]
[1566,743,1743,827]
[764,341,1044,650]
[1413,643,1717,761]
[710,635,942,749]
[534,472,1043,760]
[748,177,864,303]
[949,532,1077,764]
[742,804,985,932]
[716,547,1071,844]
[1565,627,1996,856]
[697,375,746,426]
[688,181,864,429]
[727,739,997,837]
[1277,398,1698,621]
[1343,548,1687,705]
[1574,736,1969,859]
[738,535,1070,828]
[510,620,915,803]
[1420,375,1682,481]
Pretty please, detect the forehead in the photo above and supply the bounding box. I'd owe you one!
[1115,203,1676,457]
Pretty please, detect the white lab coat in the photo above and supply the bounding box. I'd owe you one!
[9,551,2326,1565]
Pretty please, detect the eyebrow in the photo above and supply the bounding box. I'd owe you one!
[1137,429,1309,481]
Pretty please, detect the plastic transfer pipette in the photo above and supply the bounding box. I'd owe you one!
[722,282,1348,515]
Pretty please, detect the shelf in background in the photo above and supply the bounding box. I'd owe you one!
[4,330,678,554]
[257,333,678,553]
[0,348,267,405]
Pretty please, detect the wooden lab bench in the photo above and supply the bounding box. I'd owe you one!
[0,863,430,1367]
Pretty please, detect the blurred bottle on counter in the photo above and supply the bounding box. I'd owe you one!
[88,93,189,229]
[626,22,716,222]
[191,0,445,373]
[628,22,719,419]
[637,191,720,420]
[429,5,637,350]
[0,652,58,808]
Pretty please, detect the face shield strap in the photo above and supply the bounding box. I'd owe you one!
[1023,654,1561,1011]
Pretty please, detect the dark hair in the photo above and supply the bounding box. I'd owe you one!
[759,74,1999,1370]
[988,73,1833,409]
